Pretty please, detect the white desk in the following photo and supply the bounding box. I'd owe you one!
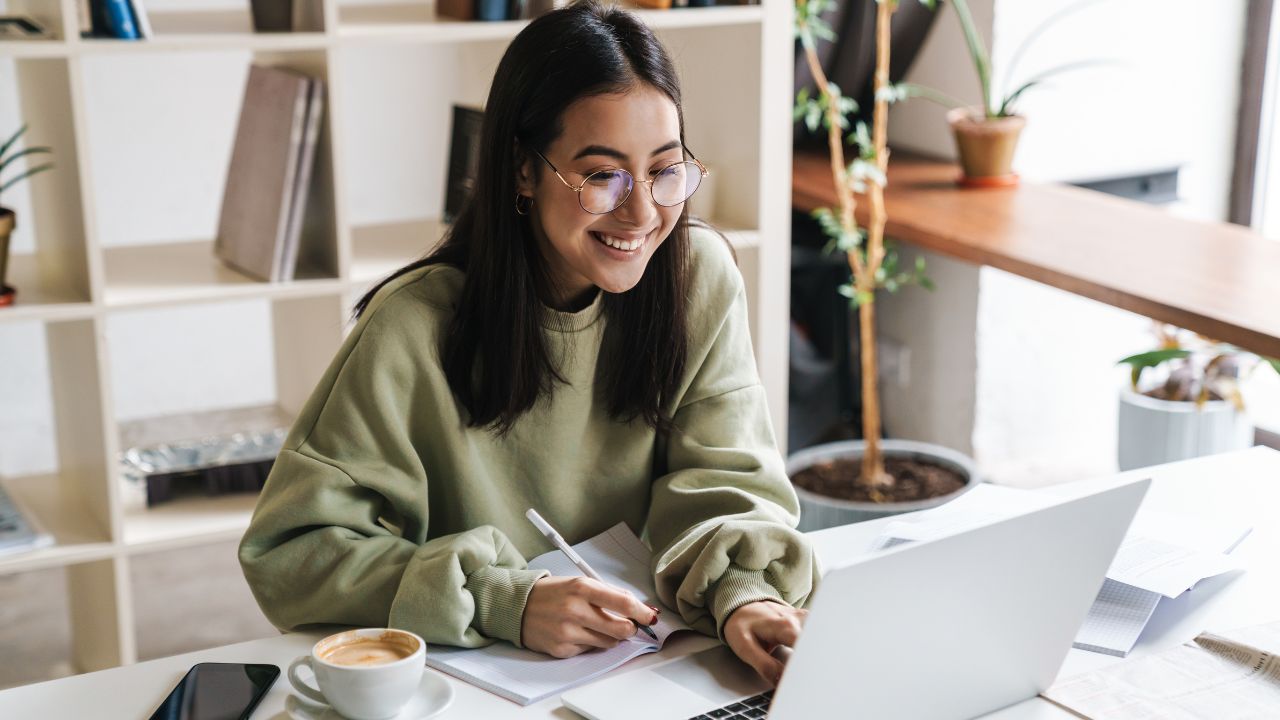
[4,447,1278,719]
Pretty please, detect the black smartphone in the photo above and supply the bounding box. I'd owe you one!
[148,662,281,720]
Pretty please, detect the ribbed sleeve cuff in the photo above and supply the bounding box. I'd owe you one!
[465,565,549,647]
[708,565,786,638]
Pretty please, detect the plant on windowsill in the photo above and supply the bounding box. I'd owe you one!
[786,0,979,530]
[1115,323,1280,471]
[0,124,55,307]
[882,0,1105,186]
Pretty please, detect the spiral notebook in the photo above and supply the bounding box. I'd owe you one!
[423,523,692,705]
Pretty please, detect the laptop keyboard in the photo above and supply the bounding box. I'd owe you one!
[687,690,773,719]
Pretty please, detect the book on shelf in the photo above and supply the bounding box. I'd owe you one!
[215,64,325,283]
[437,0,567,21]
[85,0,150,40]
[444,105,485,224]
[0,484,54,560]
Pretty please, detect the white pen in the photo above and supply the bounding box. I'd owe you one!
[525,508,659,641]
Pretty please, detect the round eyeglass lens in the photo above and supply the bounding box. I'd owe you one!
[653,162,702,207]
[581,170,634,214]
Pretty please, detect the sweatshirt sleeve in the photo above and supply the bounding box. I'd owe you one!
[647,238,821,639]
[238,280,548,649]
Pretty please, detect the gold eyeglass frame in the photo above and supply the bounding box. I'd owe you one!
[530,144,709,215]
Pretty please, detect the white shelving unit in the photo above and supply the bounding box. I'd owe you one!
[0,0,792,674]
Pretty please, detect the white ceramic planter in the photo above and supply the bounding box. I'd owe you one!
[786,439,981,531]
[1117,389,1253,471]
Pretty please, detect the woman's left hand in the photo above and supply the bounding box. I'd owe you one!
[721,600,807,686]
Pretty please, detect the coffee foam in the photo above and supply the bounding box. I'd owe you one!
[317,631,419,667]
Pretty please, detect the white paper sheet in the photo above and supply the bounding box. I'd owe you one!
[423,523,690,705]
[867,484,1250,656]
[1044,620,1280,718]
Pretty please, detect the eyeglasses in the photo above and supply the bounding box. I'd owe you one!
[531,145,709,215]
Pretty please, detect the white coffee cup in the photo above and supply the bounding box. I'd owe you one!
[288,628,426,720]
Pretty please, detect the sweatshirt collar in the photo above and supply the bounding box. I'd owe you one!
[542,288,604,333]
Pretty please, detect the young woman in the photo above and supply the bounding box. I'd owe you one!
[239,1,818,686]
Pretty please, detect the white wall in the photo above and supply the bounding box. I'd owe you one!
[879,0,1251,486]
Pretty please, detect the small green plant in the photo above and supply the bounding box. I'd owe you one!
[0,124,54,208]
[1119,323,1280,409]
[881,0,1107,119]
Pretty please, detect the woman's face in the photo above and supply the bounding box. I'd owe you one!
[517,84,685,309]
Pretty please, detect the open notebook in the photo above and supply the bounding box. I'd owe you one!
[423,523,692,705]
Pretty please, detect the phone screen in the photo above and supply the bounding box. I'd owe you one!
[148,663,280,720]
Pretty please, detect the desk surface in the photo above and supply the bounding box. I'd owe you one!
[792,151,1280,359]
[4,446,1279,719]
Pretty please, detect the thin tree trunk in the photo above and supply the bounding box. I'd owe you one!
[858,0,895,492]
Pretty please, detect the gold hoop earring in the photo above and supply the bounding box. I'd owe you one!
[514,193,533,216]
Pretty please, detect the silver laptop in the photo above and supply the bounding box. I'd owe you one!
[562,477,1150,720]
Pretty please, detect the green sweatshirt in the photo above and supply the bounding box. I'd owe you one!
[238,226,820,650]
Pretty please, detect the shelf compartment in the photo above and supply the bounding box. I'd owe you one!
[82,47,342,303]
[121,490,261,552]
[76,3,328,53]
[0,252,92,323]
[0,474,115,576]
[128,539,277,662]
[0,56,94,317]
[349,218,445,287]
[101,240,344,309]
[337,3,764,43]
[0,0,71,42]
[118,404,294,551]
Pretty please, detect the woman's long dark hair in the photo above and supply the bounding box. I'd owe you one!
[354,1,692,435]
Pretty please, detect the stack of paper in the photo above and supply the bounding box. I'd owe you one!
[1044,620,1280,717]
[869,485,1250,657]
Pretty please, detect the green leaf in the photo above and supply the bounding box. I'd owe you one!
[1002,0,1105,101]
[0,145,53,176]
[918,0,938,8]
[1116,349,1192,368]
[949,0,993,115]
[0,124,28,164]
[999,60,1113,116]
[805,105,821,133]
[0,163,53,196]
[1117,348,1191,391]
[1267,357,1280,376]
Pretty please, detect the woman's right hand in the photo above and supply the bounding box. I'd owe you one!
[520,576,660,658]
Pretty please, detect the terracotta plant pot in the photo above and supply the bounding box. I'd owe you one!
[787,439,981,530]
[946,107,1025,187]
[0,207,14,306]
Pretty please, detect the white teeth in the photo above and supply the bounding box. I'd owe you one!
[595,233,644,251]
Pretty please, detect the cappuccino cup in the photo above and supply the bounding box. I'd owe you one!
[288,628,425,720]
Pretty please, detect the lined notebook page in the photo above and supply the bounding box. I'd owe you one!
[1072,579,1162,657]
[424,522,690,705]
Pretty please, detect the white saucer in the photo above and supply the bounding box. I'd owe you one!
[285,672,455,720]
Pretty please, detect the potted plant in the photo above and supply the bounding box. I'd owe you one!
[1116,324,1280,471]
[0,124,54,307]
[884,0,1103,186]
[790,0,979,530]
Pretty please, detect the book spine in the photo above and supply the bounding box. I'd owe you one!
[279,79,326,282]
[86,0,112,37]
[103,0,140,39]
[477,0,508,21]
[130,0,154,39]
